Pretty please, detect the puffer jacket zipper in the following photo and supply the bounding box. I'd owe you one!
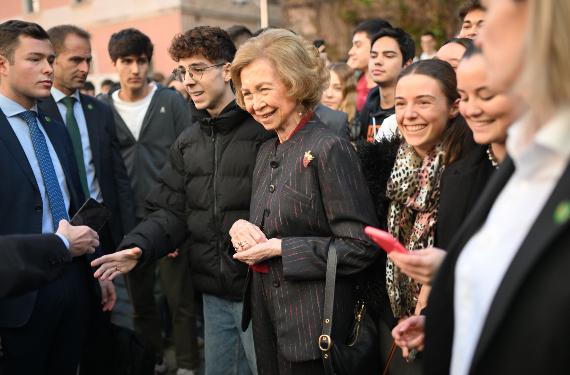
[209,122,225,291]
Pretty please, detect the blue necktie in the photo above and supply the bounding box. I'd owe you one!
[18,110,69,231]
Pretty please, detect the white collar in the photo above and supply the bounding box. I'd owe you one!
[0,94,38,118]
[507,108,570,166]
[51,87,81,103]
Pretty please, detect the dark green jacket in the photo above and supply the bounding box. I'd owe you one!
[100,86,191,219]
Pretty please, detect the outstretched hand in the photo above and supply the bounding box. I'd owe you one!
[91,247,142,281]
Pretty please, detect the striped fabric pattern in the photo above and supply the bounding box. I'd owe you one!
[248,117,379,363]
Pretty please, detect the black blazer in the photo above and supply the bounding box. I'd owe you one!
[0,234,71,298]
[0,109,86,327]
[424,157,570,374]
[39,94,136,251]
[244,115,379,362]
[436,145,496,249]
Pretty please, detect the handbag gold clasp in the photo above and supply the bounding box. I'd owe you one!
[318,334,333,352]
[355,301,365,322]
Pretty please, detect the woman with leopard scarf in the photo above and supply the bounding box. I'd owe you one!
[359,59,471,373]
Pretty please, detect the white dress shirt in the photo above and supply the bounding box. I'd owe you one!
[51,87,103,202]
[111,83,156,141]
[450,109,570,375]
[0,94,71,234]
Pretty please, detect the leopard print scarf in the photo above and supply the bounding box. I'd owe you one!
[385,142,445,318]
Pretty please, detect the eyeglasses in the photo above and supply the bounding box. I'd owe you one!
[171,63,226,82]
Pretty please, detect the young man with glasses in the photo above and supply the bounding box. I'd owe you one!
[92,26,272,375]
[99,28,194,374]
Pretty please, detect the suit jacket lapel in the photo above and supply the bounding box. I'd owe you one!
[38,95,64,124]
[79,94,101,173]
[38,111,72,182]
[0,109,40,192]
[423,158,514,374]
[446,158,516,259]
[471,159,570,369]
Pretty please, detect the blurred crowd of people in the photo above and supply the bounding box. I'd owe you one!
[1,0,569,374]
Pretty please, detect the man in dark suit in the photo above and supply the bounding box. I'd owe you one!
[0,20,98,374]
[0,221,98,299]
[38,24,136,374]
[40,24,135,257]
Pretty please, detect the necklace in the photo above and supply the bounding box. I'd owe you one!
[487,145,499,169]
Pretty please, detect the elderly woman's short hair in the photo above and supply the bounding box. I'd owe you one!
[231,28,329,111]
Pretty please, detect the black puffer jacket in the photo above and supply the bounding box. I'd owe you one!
[357,136,402,326]
[120,101,273,300]
[358,136,401,230]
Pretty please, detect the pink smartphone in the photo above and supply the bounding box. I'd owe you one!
[364,226,407,254]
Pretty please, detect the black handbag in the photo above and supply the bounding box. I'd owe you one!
[319,241,381,375]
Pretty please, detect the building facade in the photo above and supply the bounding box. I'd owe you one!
[1,0,282,90]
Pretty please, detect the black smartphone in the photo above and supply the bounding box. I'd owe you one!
[70,198,112,232]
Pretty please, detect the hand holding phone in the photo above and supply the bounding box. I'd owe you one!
[364,226,407,254]
[70,198,112,232]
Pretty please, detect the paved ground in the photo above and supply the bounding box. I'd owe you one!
[165,345,204,375]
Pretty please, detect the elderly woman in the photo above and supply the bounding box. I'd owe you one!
[228,29,379,375]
